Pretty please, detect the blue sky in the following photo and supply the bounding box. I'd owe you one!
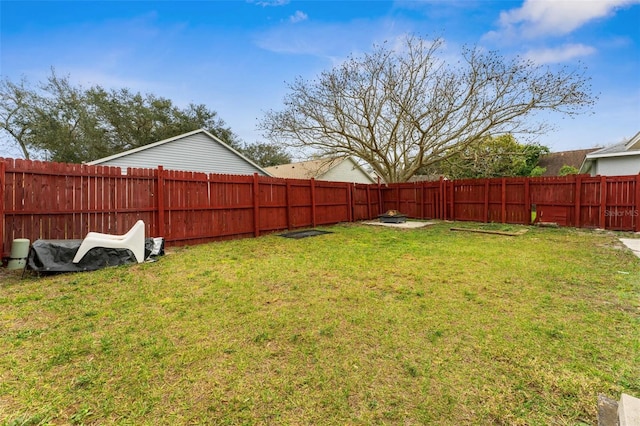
[1,0,639,159]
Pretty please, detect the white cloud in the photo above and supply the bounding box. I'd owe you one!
[254,18,402,60]
[523,43,596,64]
[289,10,308,24]
[250,0,290,7]
[497,0,640,38]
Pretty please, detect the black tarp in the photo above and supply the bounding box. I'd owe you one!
[279,229,334,239]
[27,238,164,274]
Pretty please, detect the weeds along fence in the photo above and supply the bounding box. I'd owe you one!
[1,157,639,257]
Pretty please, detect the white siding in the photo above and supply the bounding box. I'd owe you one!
[95,133,267,175]
[592,155,640,176]
[320,160,375,183]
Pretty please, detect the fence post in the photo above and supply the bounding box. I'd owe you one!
[501,178,507,223]
[420,182,425,219]
[449,180,454,220]
[574,175,582,228]
[156,166,166,239]
[366,185,372,219]
[347,183,353,223]
[377,178,383,215]
[253,173,260,237]
[635,174,640,232]
[441,178,446,220]
[440,179,444,220]
[310,178,317,227]
[599,175,607,229]
[286,180,292,230]
[484,179,490,223]
[524,178,531,225]
[0,160,5,257]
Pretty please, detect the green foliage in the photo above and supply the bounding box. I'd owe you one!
[559,165,580,176]
[239,141,291,167]
[0,69,240,162]
[432,134,549,179]
[529,165,546,177]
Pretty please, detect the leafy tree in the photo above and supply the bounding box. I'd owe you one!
[239,142,291,167]
[559,165,579,176]
[27,72,107,162]
[259,35,595,182]
[430,134,548,179]
[0,70,240,162]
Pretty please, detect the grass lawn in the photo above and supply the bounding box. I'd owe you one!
[1,221,639,425]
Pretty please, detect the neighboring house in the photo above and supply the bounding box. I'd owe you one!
[538,148,599,176]
[579,131,640,176]
[265,157,377,184]
[87,129,271,176]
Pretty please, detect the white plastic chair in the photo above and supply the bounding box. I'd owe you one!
[73,220,146,264]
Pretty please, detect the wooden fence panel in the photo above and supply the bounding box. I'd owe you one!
[504,178,527,224]
[371,185,382,218]
[380,185,400,214]
[352,183,380,221]
[0,160,4,259]
[486,180,503,223]
[258,177,288,233]
[351,184,368,221]
[412,181,440,220]
[217,173,254,240]
[454,179,487,223]
[285,179,313,230]
[397,184,421,218]
[529,177,576,226]
[1,159,137,252]
[314,181,350,225]
[577,176,601,228]
[6,159,25,242]
[604,176,637,231]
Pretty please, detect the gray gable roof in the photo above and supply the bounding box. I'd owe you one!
[87,129,271,176]
[586,131,640,158]
[265,156,377,183]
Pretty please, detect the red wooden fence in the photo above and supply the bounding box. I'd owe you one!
[0,158,381,257]
[379,175,640,231]
[1,157,639,258]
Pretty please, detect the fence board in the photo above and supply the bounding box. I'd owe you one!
[0,160,4,255]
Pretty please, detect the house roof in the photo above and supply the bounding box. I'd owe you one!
[537,148,599,176]
[584,131,640,158]
[87,128,271,176]
[265,157,376,182]
[579,131,640,173]
[265,157,342,179]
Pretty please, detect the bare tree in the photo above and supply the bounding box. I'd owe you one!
[0,77,38,159]
[259,35,596,182]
